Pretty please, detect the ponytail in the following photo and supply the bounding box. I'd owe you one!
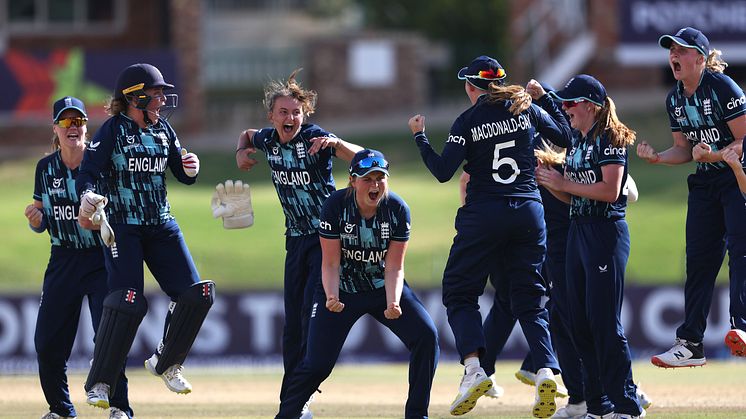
[486,84,532,115]
[705,49,728,73]
[592,97,636,147]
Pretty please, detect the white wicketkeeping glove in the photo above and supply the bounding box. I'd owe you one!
[90,201,116,247]
[181,148,200,177]
[211,180,254,229]
[80,191,107,219]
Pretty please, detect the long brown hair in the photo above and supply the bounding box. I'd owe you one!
[591,97,636,147]
[264,68,318,116]
[485,84,533,115]
[705,48,727,73]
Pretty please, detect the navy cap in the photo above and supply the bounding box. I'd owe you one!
[350,149,389,177]
[115,63,174,99]
[457,55,506,90]
[659,27,710,57]
[548,74,607,106]
[52,96,87,122]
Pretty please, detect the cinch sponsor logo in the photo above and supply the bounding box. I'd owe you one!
[52,205,77,221]
[603,146,626,156]
[342,248,387,263]
[470,114,531,142]
[127,157,168,172]
[566,169,597,184]
[727,95,746,110]
[447,135,466,146]
[683,128,721,145]
[319,220,332,231]
[271,170,311,186]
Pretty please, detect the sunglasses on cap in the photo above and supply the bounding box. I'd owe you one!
[350,156,389,174]
[562,100,586,109]
[56,117,88,128]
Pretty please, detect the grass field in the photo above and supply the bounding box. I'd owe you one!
[3,361,746,418]
[0,108,731,290]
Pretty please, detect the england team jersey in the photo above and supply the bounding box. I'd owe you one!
[564,126,628,220]
[33,151,103,249]
[76,114,196,225]
[666,69,746,173]
[415,95,571,201]
[318,190,410,294]
[253,124,337,236]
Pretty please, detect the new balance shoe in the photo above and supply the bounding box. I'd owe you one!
[449,367,492,416]
[584,414,615,419]
[533,368,558,418]
[484,375,504,398]
[636,387,652,410]
[551,401,587,418]
[516,369,569,397]
[650,338,706,368]
[300,393,314,419]
[614,412,646,419]
[109,407,129,419]
[86,382,110,409]
[40,413,72,419]
[725,329,746,356]
[145,354,192,394]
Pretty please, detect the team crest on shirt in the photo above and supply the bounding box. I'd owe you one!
[295,142,306,159]
[674,106,683,118]
[703,99,712,116]
[340,222,357,241]
[268,145,282,163]
[48,176,66,195]
[380,222,390,240]
[585,145,594,160]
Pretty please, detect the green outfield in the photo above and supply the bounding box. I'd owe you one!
[2,361,745,418]
[0,108,730,291]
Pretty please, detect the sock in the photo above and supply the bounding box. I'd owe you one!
[464,356,480,375]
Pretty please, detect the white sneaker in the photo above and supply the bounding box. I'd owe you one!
[551,401,587,418]
[651,338,706,368]
[300,393,314,419]
[585,414,615,419]
[636,386,652,410]
[40,413,72,419]
[484,375,504,398]
[516,369,569,397]
[145,354,192,394]
[613,412,645,419]
[86,382,110,409]
[533,368,558,418]
[449,367,492,416]
[109,407,129,419]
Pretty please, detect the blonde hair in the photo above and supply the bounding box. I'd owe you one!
[486,84,532,115]
[705,48,728,73]
[590,97,636,147]
[264,68,317,116]
[51,133,61,152]
[534,139,566,166]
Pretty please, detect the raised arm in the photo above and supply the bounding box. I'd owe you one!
[408,114,466,183]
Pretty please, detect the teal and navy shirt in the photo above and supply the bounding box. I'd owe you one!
[564,125,628,220]
[318,189,410,294]
[76,114,196,225]
[253,124,337,236]
[33,151,103,249]
[666,69,746,173]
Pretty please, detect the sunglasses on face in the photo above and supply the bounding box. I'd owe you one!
[562,100,586,109]
[56,117,88,128]
[351,156,389,173]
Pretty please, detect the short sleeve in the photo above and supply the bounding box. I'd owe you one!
[318,191,343,239]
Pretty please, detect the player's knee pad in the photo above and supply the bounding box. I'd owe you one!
[85,288,148,392]
[155,280,215,374]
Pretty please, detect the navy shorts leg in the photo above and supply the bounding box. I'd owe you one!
[372,284,439,419]
[276,285,361,419]
[143,220,201,297]
[678,175,726,342]
[279,234,322,400]
[103,224,146,292]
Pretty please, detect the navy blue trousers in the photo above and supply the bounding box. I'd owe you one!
[279,234,322,402]
[36,246,133,418]
[679,171,746,342]
[276,283,439,419]
[566,219,640,416]
[442,197,558,373]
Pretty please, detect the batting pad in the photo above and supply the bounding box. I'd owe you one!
[156,281,215,374]
[85,288,148,393]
